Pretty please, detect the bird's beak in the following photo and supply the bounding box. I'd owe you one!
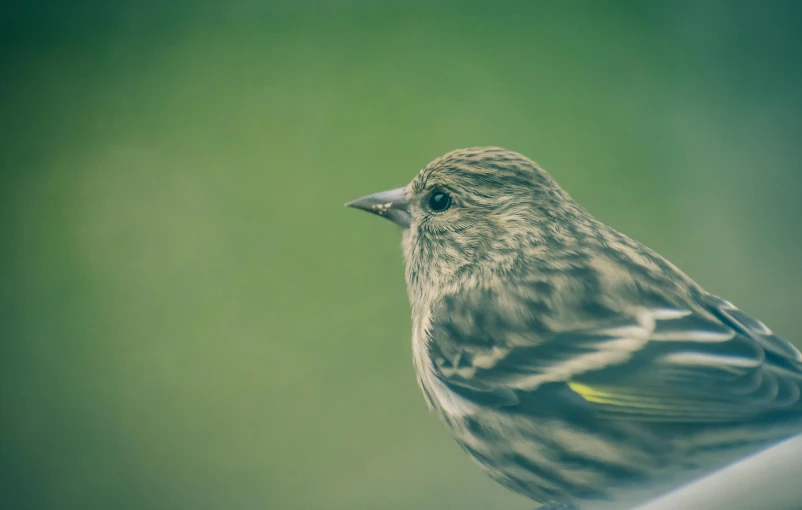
[345,187,411,228]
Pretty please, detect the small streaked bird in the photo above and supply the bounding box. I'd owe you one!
[346,147,802,510]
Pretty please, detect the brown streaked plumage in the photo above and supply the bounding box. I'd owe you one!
[347,147,802,510]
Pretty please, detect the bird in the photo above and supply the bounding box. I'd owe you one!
[345,147,802,510]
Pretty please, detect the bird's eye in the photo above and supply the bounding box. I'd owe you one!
[427,190,452,213]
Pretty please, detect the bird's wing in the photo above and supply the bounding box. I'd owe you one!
[429,290,802,423]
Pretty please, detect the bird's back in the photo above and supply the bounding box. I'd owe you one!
[415,231,802,509]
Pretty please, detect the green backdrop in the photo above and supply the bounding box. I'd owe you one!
[2,1,801,509]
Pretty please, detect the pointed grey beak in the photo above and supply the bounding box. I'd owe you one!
[345,187,411,228]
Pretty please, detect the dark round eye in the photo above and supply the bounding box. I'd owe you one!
[427,190,452,212]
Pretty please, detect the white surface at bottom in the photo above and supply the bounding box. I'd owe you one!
[633,434,802,510]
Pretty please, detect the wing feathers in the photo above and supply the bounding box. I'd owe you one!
[430,290,802,423]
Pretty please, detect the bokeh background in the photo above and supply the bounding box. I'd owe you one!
[2,1,802,509]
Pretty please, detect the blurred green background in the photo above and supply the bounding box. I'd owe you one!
[2,1,802,509]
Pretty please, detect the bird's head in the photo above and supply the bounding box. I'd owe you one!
[347,147,588,299]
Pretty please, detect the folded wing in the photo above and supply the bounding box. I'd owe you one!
[429,289,802,423]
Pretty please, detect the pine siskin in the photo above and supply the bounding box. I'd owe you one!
[346,147,802,510]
